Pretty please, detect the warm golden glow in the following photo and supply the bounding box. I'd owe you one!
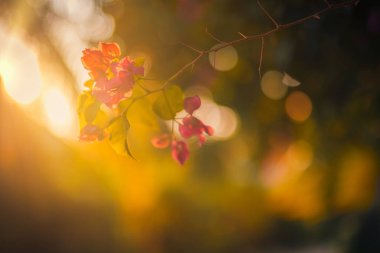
[285,91,312,122]
[334,148,377,211]
[42,87,76,138]
[285,140,313,172]
[0,36,42,104]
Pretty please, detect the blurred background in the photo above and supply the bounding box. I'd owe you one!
[0,0,379,252]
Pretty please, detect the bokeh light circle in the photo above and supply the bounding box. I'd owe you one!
[212,106,240,140]
[285,140,314,171]
[209,44,238,71]
[42,87,75,138]
[0,37,42,105]
[260,70,288,100]
[285,91,313,122]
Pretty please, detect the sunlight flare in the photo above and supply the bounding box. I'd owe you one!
[0,36,42,104]
[42,87,76,138]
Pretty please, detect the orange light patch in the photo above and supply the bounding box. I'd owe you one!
[285,91,312,122]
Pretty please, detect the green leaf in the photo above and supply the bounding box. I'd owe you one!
[134,57,145,67]
[77,92,95,128]
[108,115,135,158]
[84,100,101,123]
[131,82,147,98]
[84,79,94,89]
[77,92,110,129]
[77,92,92,113]
[92,109,109,128]
[118,99,133,113]
[117,84,146,113]
[153,85,184,120]
[124,139,135,159]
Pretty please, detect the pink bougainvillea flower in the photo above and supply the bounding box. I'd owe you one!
[81,42,121,80]
[179,115,214,145]
[119,57,145,76]
[79,124,106,142]
[100,42,121,59]
[92,58,143,107]
[151,133,171,149]
[184,95,201,115]
[81,42,144,107]
[91,67,134,107]
[151,96,214,164]
[171,140,190,165]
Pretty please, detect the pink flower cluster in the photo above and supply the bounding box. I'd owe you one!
[151,96,214,165]
[81,42,144,107]
[79,42,144,142]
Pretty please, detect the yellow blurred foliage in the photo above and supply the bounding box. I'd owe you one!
[334,147,378,212]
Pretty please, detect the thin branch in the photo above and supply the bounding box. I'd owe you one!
[167,0,357,83]
[274,0,355,30]
[158,52,204,90]
[204,0,356,54]
[205,27,226,44]
[138,77,162,81]
[258,37,264,78]
[238,32,247,39]
[122,0,357,115]
[179,41,202,54]
[190,63,195,72]
[136,81,150,93]
[324,0,331,7]
[257,0,280,28]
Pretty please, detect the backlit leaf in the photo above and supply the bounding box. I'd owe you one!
[77,92,96,128]
[153,85,184,120]
[92,108,110,128]
[130,81,147,98]
[134,57,145,67]
[84,79,94,89]
[77,91,110,130]
[107,115,135,158]
[84,100,101,123]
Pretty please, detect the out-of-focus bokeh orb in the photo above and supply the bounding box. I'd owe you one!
[0,36,42,105]
[260,70,288,100]
[285,91,313,122]
[78,13,115,41]
[285,140,313,172]
[178,95,240,141]
[212,105,240,140]
[42,87,76,138]
[50,0,95,23]
[209,44,238,71]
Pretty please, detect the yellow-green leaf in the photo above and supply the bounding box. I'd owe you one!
[153,85,184,120]
[134,57,145,67]
[77,92,109,129]
[107,115,135,158]
[92,109,110,128]
[84,100,101,123]
[84,79,94,89]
